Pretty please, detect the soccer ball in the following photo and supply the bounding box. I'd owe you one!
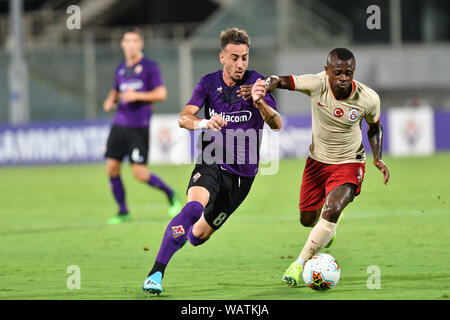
[302,253,341,290]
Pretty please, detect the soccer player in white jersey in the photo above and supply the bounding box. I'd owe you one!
[238,47,390,287]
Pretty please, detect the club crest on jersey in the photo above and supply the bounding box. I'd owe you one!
[134,64,143,74]
[172,225,185,238]
[193,172,201,183]
[333,107,344,118]
[349,109,359,122]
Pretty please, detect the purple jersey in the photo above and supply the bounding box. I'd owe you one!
[187,69,278,177]
[113,57,164,128]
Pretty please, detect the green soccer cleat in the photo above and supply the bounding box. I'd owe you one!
[282,261,303,287]
[107,214,131,224]
[168,192,182,218]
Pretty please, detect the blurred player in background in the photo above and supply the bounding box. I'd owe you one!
[103,27,182,224]
[239,47,390,287]
[142,28,282,294]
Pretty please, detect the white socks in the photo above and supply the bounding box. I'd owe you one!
[297,218,337,266]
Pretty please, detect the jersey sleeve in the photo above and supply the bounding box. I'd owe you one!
[364,91,381,125]
[146,62,164,91]
[186,78,207,109]
[290,73,324,96]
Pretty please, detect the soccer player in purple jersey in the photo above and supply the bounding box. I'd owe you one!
[103,27,181,224]
[142,28,282,294]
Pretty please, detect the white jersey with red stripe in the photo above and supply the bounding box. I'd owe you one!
[290,71,380,164]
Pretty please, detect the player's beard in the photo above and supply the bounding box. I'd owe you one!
[223,64,246,85]
[230,69,245,83]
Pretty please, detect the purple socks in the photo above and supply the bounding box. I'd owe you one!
[155,201,205,265]
[109,176,128,214]
[188,225,207,246]
[148,174,173,199]
[109,173,172,214]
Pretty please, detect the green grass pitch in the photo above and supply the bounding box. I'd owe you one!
[0,153,449,300]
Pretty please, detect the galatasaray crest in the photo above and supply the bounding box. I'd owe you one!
[348,109,359,122]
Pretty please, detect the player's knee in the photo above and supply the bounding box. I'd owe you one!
[106,164,120,177]
[321,203,341,223]
[132,167,149,182]
[299,209,320,227]
[300,214,314,227]
[107,169,119,177]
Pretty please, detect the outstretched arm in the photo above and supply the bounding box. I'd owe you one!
[237,75,293,100]
[265,75,294,91]
[367,122,390,185]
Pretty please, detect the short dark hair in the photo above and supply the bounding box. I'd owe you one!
[123,27,144,40]
[220,28,250,50]
[328,47,354,62]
